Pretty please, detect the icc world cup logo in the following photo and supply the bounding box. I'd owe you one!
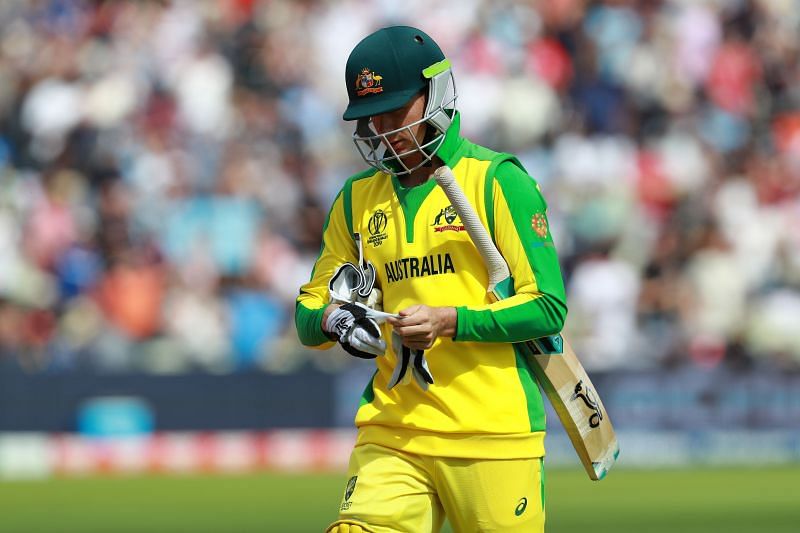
[368,209,387,236]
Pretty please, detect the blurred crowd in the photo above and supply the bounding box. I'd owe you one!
[0,0,798,374]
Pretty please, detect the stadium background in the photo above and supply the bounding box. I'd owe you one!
[0,0,798,531]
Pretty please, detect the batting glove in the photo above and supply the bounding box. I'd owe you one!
[388,332,434,391]
[329,262,365,305]
[325,302,387,359]
[329,260,383,310]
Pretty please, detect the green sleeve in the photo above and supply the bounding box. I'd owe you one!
[455,160,567,342]
[295,301,332,347]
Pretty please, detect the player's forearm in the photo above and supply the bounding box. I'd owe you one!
[320,303,340,335]
[435,306,457,338]
[454,293,566,343]
[295,299,334,347]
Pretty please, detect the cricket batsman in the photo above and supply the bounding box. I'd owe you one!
[296,26,567,532]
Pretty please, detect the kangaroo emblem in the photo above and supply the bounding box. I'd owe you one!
[571,380,603,428]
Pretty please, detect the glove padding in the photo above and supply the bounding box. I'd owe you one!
[329,233,383,310]
[325,302,387,359]
[329,260,383,309]
[388,332,434,390]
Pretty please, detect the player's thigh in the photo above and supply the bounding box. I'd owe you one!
[435,456,545,533]
[329,443,445,533]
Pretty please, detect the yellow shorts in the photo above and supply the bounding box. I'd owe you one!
[327,443,545,533]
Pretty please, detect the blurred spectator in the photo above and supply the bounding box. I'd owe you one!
[225,281,285,369]
[96,249,164,340]
[0,0,797,374]
[566,247,640,370]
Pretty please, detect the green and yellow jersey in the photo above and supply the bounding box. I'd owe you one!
[296,113,567,460]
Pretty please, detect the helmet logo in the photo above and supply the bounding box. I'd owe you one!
[356,68,384,96]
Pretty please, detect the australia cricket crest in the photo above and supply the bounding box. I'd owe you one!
[356,68,383,96]
[432,205,465,233]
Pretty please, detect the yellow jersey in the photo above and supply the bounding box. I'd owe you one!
[296,113,567,460]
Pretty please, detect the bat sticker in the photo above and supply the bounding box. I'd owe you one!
[571,380,603,428]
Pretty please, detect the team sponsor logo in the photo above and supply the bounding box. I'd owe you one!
[515,497,528,516]
[356,68,383,96]
[531,212,548,238]
[367,209,388,247]
[344,475,357,501]
[340,475,358,511]
[385,253,455,283]
[431,205,465,233]
[571,380,603,428]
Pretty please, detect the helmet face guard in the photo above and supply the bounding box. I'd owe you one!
[352,69,457,176]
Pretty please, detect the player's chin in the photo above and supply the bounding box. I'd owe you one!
[389,151,424,169]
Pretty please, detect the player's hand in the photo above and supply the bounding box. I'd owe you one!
[325,302,386,359]
[387,305,456,350]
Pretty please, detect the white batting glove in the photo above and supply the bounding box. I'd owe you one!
[328,259,382,310]
[329,262,365,304]
[325,302,387,359]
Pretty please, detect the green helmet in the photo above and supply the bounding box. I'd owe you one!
[343,26,457,175]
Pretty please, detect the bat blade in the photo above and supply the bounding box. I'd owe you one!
[527,337,619,480]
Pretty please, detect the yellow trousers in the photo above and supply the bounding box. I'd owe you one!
[327,443,545,533]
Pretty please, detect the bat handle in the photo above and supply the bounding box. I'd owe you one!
[432,166,511,288]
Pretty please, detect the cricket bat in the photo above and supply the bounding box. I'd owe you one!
[433,165,619,480]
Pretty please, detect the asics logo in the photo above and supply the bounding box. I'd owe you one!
[515,497,528,516]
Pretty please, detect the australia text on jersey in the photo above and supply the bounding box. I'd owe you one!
[385,253,456,283]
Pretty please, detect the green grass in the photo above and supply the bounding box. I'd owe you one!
[0,467,798,532]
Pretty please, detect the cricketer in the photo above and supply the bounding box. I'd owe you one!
[296,26,567,532]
